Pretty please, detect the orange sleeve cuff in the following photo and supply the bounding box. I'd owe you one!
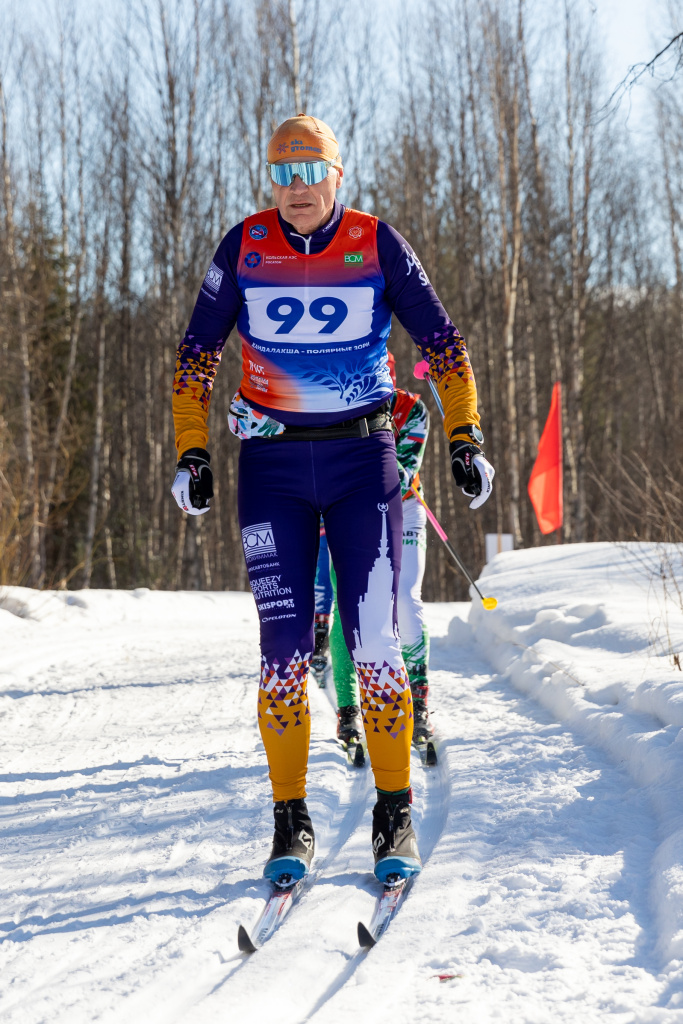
[173,393,209,456]
[437,371,481,441]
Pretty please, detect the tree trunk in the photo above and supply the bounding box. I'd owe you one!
[288,0,303,111]
[520,7,568,538]
[83,229,109,588]
[41,46,86,584]
[488,9,523,545]
[564,0,591,542]
[1,74,40,585]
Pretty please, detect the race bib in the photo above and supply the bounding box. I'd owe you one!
[244,286,374,344]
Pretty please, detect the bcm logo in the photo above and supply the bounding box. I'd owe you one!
[241,522,277,561]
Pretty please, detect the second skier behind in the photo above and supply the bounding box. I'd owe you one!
[311,520,333,683]
[328,352,435,758]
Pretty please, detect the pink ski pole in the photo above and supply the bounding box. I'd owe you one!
[413,360,444,417]
[410,358,497,610]
[409,483,497,609]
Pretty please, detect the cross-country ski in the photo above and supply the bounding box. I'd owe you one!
[357,874,413,948]
[237,875,304,953]
[414,737,438,767]
[344,737,367,768]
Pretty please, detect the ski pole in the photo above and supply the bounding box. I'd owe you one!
[409,484,497,609]
[412,359,497,610]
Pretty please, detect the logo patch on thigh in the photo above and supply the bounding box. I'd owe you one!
[242,522,277,561]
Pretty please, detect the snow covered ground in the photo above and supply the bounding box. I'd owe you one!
[2,541,683,1023]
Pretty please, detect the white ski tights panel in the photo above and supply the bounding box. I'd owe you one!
[397,498,427,652]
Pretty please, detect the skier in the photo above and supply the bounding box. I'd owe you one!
[329,352,435,754]
[311,520,332,682]
[171,114,494,886]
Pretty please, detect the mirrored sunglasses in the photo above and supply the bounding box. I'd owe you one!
[266,159,338,186]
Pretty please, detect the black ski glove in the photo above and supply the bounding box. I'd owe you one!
[171,447,213,515]
[450,440,483,495]
[450,440,495,509]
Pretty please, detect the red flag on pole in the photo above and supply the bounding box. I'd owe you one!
[528,382,563,534]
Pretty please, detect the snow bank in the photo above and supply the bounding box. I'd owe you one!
[0,585,254,631]
[469,542,683,962]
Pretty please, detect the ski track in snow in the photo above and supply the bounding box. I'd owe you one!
[2,543,683,1023]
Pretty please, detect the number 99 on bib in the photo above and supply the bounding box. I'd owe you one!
[244,286,374,344]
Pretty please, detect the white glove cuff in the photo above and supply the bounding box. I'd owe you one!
[171,470,210,516]
[466,455,495,509]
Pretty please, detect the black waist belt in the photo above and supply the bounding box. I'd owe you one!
[268,402,392,441]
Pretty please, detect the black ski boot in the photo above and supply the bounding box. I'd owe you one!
[311,617,330,679]
[264,798,315,883]
[372,789,422,882]
[337,705,363,746]
[411,678,434,746]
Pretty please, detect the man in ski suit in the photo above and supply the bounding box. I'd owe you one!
[171,114,494,885]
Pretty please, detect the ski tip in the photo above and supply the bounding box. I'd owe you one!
[237,924,257,954]
[358,921,376,948]
[344,740,366,766]
[413,739,437,766]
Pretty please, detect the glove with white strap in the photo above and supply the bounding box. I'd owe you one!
[449,436,495,510]
[171,447,213,515]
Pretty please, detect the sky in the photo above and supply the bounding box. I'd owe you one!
[3,0,674,79]
[2,0,679,172]
[593,0,679,127]
[596,0,664,77]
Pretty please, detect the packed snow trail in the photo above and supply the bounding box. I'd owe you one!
[2,543,683,1023]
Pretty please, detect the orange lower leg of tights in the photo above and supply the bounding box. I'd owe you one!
[258,653,413,802]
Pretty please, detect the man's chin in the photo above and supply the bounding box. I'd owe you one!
[287,213,317,231]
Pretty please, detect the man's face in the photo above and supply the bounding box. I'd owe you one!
[271,165,343,234]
